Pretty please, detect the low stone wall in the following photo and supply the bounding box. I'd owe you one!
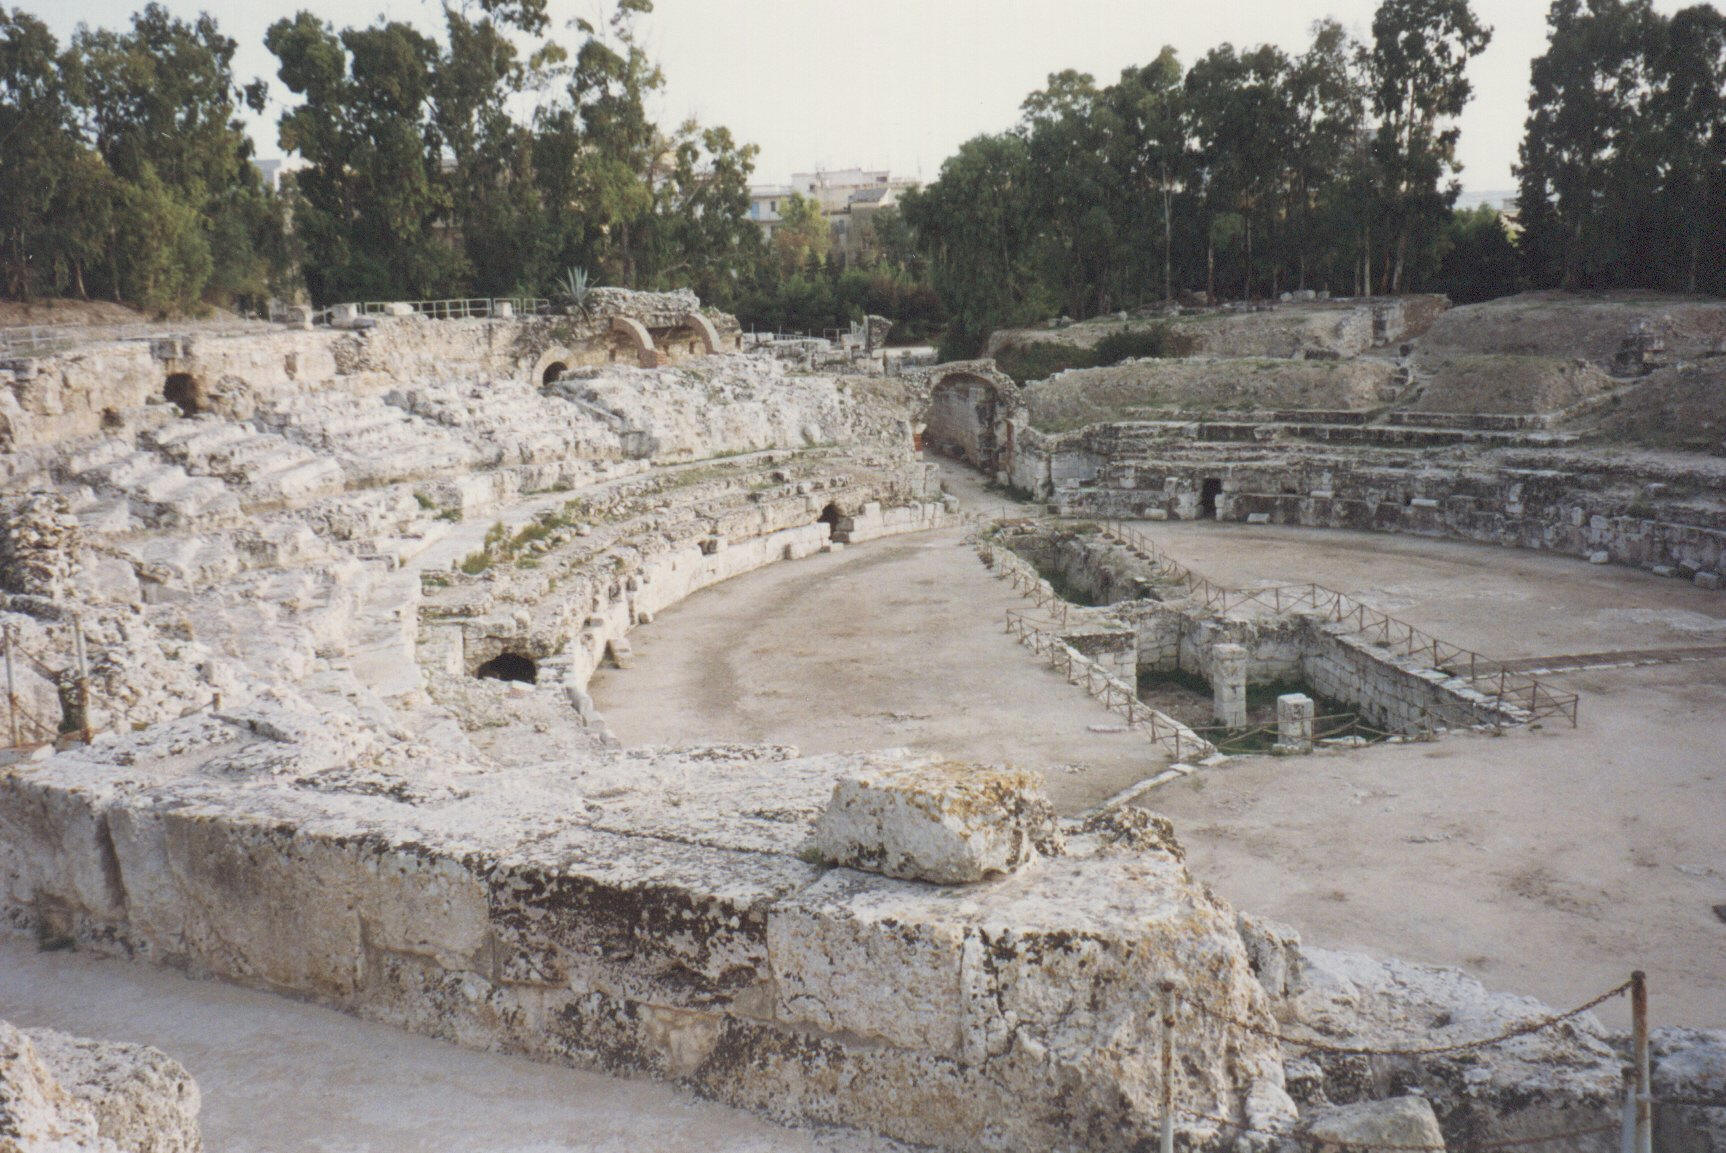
[1012,427,1726,588]
[1301,623,1505,732]
[0,739,1292,1153]
[556,501,950,693]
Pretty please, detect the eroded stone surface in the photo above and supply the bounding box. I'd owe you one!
[0,1020,198,1153]
[1303,1095,1445,1152]
[1288,948,1620,1149]
[811,758,1061,883]
[1653,1028,1726,1153]
[24,1028,201,1153]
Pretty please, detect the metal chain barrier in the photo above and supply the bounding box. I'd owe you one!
[1185,1108,1622,1152]
[1184,978,1632,1058]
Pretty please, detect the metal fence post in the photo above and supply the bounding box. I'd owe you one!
[1632,970,1652,1153]
[73,614,93,744]
[3,624,17,748]
[1160,980,1177,1153]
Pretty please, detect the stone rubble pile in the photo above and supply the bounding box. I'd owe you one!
[0,1020,201,1153]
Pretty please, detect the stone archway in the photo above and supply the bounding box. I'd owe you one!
[679,312,721,356]
[609,316,659,368]
[531,347,579,388]
[923,361,1021,475]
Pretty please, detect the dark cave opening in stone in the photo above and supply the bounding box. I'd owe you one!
[475,652,538,684]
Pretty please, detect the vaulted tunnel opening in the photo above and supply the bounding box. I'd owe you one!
[475,652,538,684]
[817,503,842,532]
[164,373,204,418]
[542,361,569,386]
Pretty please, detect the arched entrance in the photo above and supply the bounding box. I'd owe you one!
[542,361,570,386]
[923,363,1019,475]
[164,373,204,417]
[475,652,538,684]
[817,503,842,533]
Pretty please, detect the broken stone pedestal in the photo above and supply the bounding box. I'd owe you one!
[1211,643,1249,729]
[1275,692,1315,754]
[812,758,1062,884]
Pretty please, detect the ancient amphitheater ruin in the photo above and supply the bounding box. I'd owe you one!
[1,289,1721,1151]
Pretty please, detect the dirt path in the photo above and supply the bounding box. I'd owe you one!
[1131,520,1726,1030]
[589,528,1166,816]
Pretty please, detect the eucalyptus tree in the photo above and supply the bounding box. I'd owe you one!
[1366,0,1492,293]
[1516,0,1663,289]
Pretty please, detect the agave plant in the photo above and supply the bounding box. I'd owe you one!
[556,266,593,317]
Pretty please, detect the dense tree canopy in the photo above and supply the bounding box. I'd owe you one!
[5,0,1723,333]
[903,2,1500,355]
[1518,0,1726,294]
[1,4,282,312]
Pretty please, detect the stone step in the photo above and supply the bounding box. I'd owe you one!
[252,457,345,502]
[87,450,164,489]
[149,477,239,524]
[65,438,133,476]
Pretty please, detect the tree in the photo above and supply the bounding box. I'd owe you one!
[901,133,1041,358]
[560,0,662,288]
[0,8,79,299]
[1186,44,1297,299]
[434,5,549,297]
[1649,5,1726,293]
[69,3,280,309]
[1367,0,1492,293]
[772,193,830,273]
[1107,48,1187,303]
[1517,0,1663,289]
[268,12,465,301]
[1288,21,1368,291]
[1433,205,1521,302]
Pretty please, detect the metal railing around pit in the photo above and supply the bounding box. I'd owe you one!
[1095,519,1580,727]
[1002,609,1213,763]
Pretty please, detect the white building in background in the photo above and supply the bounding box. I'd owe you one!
[253,156,309,193]
[748,168,918,255]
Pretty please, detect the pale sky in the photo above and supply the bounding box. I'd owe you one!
[30,0,1710,194]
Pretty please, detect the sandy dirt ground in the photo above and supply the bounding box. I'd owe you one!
[0,936,894,1153]
[590,527,1166,815]
[601,461,1724,1030]
[1122,519,1726,1032]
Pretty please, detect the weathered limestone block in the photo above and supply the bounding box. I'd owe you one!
[103,800,372,996]
[1211,642,1249,728]
[1290,948,1621,1145]
[760,844,1293,1151]
[811,758,1061,884]
[1275,692,1315,754]
[489,825,819,1010]
[0,767,130,942]
[24,1028,201,1153]
[1653,1028,1726,1153]
[0,1020,112,1152]
[1236,909,1304,1000]
[1303,1096,1446,1152]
